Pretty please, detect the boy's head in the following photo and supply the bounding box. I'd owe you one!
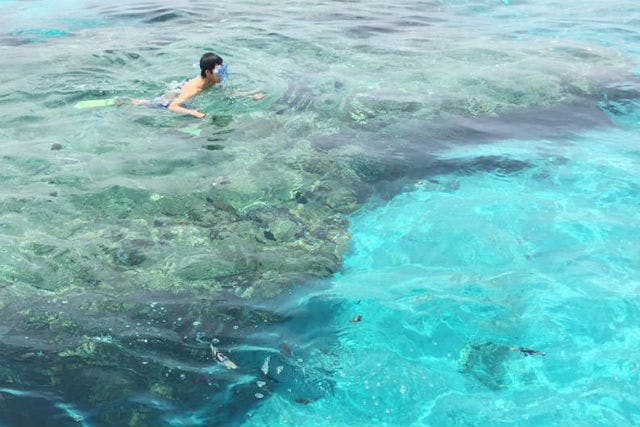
[200,52,223,78]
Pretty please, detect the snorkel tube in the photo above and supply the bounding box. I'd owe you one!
[216,63,229,85]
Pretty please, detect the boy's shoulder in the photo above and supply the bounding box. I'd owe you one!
[178,77,204,95]
[184,76,202,88]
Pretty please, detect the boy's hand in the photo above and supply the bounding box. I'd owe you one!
[252,92,265,101]
[193,110,206,119]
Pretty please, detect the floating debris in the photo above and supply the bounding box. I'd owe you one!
[210,344,238,369]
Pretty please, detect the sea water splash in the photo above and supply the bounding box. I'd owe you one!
[1,0,640,426]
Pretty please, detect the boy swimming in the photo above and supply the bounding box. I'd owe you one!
[134,52,263,118]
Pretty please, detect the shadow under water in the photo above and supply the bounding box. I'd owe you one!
[0,285,339,427]
[312,98,614,181]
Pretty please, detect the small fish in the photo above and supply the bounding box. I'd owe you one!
[211,344,238,369]
[350,315,362,323]
[510,346,546,357]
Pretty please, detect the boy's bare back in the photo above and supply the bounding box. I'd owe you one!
[168,76,214,119]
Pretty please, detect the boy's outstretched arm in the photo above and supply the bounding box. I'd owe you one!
[168,85,206,118]
[229,89,265,100]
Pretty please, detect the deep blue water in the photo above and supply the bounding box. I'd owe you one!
[1,1,639,426]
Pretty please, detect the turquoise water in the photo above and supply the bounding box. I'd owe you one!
[1,1,640,426]
[245,128,640,426]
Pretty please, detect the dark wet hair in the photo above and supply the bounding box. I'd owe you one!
[200,52,223,78]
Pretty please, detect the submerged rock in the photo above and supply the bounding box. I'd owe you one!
[0,288,335,427]
[459,342,511,390]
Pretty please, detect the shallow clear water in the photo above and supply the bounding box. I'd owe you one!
[1,1,639,426]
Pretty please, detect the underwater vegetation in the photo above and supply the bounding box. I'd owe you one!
[1,0,640,425]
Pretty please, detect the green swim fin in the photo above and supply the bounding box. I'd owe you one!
[74,98,117,109]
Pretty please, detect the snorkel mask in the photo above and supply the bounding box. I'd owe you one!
[215,63,228,84]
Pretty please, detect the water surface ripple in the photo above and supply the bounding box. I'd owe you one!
[0,0,639,426]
